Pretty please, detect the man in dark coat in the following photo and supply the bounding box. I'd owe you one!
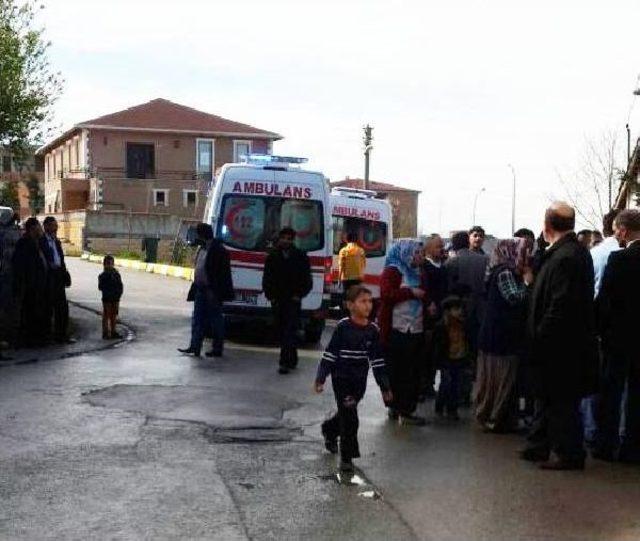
[521,202,597,470]
[593,209,640,463]
[178,223,234,358]
[40,216,72,343]
[263,227,313,374]
[12,217,48,347]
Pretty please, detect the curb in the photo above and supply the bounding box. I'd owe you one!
[0,301,136,368]
[80,252,194,281]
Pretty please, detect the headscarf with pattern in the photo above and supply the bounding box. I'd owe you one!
[487,238,526,276]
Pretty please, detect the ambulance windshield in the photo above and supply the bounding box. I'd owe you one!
[332,216,387,257]
[218,194,324,252]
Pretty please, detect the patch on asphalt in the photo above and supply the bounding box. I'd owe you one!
[82,384,302,438]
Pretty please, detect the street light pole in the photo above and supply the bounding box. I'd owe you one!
[472,187,486,225]
[363,125,373,190]
[508,164,516,235]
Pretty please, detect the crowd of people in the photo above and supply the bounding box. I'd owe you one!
[0,214,75,354]
[315,202,640,473]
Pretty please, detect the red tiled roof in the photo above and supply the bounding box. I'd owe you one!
[38,98,281,154]
[79,98,281,138]
[331,178,420,193]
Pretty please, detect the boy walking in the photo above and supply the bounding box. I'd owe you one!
[315,285,392,472]
[98,255,124,339]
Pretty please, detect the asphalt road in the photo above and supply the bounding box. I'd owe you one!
[1,258,639,541]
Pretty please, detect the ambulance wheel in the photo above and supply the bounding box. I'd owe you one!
[304,320,325,343]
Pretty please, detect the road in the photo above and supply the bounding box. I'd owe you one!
[1,258,639,541]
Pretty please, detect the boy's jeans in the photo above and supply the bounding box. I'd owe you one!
[190,286,224,354]
[436,365,464,414]
[322,394,361,461]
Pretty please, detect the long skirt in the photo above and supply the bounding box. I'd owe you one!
[474,351,519,431]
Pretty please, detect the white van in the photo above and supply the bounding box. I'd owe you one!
[329,187,393,305]
[204,155,332,342]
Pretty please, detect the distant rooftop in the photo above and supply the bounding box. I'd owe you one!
[331,177,421,194]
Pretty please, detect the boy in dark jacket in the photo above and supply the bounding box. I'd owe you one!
[98,255,124,339]
[263,227,313,374]
[315,285,393,473]
[433,296,472,420]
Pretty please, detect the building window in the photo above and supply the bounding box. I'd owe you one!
[126,143,155,179]
[153,189,169,207]
[2,155,11,172]
[196,139,214,182]
[183,190,197,208]
[233,140,252,162]
[75,139,81,168]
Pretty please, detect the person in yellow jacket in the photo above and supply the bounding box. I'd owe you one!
[339,232,366,306]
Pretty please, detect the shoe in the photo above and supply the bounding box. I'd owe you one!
[111,332,123,340]
[519,447,550,463]
[178,347,201,357]
[398,414,427,426]
[538,455,585,471]
[278,366,290,375]
[321,427,338,454]
[387,409,399,420]
[591,448,615,462]
[205,350,223,358]
[103,333,110,340]
[339,459,355,473]
[446,410,460,421]
[56,337,77,344]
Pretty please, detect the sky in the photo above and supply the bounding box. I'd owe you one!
[40,0,640,237]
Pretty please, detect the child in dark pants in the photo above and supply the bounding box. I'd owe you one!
[98,255,124,339]
[315,285,392,473]
[433,296,471,420]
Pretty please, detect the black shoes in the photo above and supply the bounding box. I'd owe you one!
[205,350,223,358]
[398,414,427,426]
[519,447,550,463]
[538,455,585,471]
[278,366,290,374]
[178,347,201,357]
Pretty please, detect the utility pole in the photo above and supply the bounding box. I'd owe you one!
[472,187,486,225]
[508,164,516,235]
[363,125,373,190]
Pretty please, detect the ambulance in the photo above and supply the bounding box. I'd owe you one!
[204,155,332,342]
[329,187,393,306]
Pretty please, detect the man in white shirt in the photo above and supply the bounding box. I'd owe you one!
[582,209,620,447]
[591,210,621,298]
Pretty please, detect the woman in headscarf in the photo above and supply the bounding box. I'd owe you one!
[474,238,533,433]
[378,239,427,425]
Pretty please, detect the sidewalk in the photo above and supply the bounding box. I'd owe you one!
[0,303,133,366]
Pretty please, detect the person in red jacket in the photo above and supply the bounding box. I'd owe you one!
[378,239,427,425]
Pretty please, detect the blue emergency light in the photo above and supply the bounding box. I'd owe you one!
[240,154,308,165]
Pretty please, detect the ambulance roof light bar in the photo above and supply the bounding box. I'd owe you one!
[331,186,378,199]
[240,154,308,166]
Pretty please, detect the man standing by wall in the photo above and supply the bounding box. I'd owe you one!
[12,217,48,348]
[263,227,313,375]
[522,202,597,470]
[178,223,234,358]
[41,216,72,344]
[594,209,640,464]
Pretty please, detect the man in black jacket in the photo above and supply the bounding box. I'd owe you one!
[12,217,48,347]
[263,227,312,374]
[179,223,234,358]
[41,216,72,343]
[594,209,640,463]
[521,202,597,470]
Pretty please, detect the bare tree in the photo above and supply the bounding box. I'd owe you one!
[554,131,624,230]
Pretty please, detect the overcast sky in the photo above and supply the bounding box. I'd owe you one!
[41,0,640,237]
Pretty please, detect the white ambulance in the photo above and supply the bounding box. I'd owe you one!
[204,155,332,342]
[329,187,393,305]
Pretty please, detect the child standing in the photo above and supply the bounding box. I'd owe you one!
[98,255,124,339]
[433,296,471,420]
[315,285,392,473]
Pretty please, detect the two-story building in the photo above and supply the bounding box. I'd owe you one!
[37,98,282,219]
